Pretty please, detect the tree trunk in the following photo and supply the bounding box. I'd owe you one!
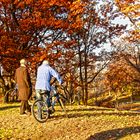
[130,91,134,103]
[78,44,85,104]
[115,90,119,109]
[84,43,88,105]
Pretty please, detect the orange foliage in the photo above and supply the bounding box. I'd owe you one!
[104,56,139,92]
[0,0,85,74]
[115,0,140,42]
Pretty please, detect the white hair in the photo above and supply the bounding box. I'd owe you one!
[42,60,49,65]
[20,59,27,66]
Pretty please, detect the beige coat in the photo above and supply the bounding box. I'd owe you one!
[15,66,32,101]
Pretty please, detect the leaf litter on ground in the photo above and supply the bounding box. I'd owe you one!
[1,103,140,140]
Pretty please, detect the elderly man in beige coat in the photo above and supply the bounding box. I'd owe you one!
[15,59,32,116]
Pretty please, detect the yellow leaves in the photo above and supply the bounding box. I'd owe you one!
[115,0,135,4]
[115,0,140,48]
[70,2,84,16]
[67,0,84,31]
[121,4,140,15]
[121,6,132,14]
[34,11,42,18]
[48,0,57,6]
[115,0,140,17]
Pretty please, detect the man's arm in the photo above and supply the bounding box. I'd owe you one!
[50,67,63,85]
[24,69,30,88]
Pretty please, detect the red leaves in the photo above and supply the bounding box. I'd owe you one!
[0,0,85,74]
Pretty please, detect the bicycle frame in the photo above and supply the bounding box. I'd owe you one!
[5,86,18,102]
[32,85,67,123]
[39,86,61,109]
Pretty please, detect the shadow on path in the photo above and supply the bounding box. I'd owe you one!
[86,126,140,140]
[0,105,19,111]
[65,107,114,112]
[67,111,140,118]
[50,107,140,121]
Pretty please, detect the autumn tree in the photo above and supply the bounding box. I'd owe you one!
[0,0,85,94]
[67,0,127,105]
[95,0,140,107]
[114,0,140,73]
[90,0,140,107]
[103,48,140,106]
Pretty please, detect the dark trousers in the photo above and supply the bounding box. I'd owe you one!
[20,100,31,114]
[36,90,51,107]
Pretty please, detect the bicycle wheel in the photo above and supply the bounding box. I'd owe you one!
[5,89,18,102]
[58,98,68,117]
[32,99,49,123]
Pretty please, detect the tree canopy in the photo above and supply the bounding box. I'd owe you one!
[0,0,140,105]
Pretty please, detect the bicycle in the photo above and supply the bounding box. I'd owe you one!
[32,86,67,123]
[71,92,81,105]
[4,86,18,102]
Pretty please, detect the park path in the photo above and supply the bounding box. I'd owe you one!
[1,103,140,140]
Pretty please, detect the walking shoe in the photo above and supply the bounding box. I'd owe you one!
[51,107,55,113]
[20,113,28,116]
[26,112,31,116]
[48,107,55,114]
